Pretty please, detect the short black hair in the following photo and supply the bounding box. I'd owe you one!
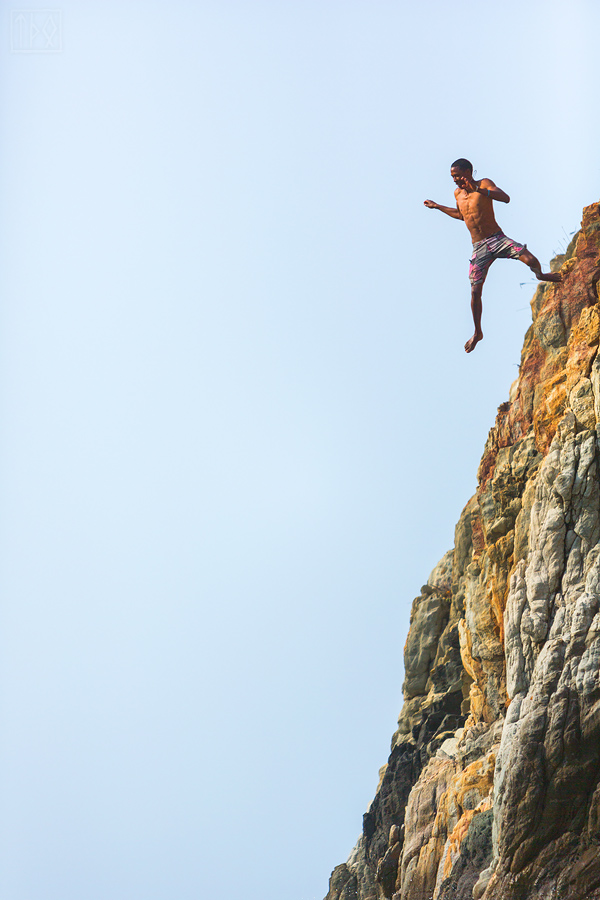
[451,158,473,172]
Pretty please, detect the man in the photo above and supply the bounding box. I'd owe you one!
[424,159,561,353]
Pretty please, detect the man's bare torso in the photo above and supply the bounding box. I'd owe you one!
[455,178,501,244]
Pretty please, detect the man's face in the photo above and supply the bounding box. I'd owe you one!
[451,167,472,189]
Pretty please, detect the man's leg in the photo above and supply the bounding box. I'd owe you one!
[518,249,561,283]
[465,280,485,353]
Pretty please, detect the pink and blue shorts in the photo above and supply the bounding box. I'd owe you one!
[469,231,526,285]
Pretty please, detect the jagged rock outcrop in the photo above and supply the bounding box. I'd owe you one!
[325,201,600,900]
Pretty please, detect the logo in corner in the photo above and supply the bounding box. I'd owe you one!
[11,9,62,53]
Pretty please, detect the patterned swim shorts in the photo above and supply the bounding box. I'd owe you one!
[469,231,526,285]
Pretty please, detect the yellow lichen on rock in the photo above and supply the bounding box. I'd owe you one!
[533,371,567,451]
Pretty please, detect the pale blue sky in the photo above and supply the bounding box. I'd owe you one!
[0,2,599,899]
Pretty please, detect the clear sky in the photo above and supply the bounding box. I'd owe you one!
[0,2,599,899]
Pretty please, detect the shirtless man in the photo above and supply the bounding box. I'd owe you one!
[424,158,561,353]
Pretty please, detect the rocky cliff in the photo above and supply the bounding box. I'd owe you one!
[325,201,600,900]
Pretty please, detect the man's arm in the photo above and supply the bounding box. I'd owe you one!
[474,177,510,204]
[424,199,463,219]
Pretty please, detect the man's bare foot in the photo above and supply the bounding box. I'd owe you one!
[536,272,562,282]
[465,331,483,353]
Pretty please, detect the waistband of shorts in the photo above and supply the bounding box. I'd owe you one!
[472,231,504,248]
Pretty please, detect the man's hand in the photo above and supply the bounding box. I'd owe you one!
[457,173,477,192]
[424,200,438,209]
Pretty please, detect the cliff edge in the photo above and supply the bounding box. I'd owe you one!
[325,200,600,900]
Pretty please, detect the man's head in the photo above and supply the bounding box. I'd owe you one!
[450,158,473,189]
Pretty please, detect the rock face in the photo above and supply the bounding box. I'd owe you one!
[325,201,600,900]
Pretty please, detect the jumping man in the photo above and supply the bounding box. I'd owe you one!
[424,159,561,353]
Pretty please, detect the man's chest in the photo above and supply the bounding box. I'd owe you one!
[457,192,486,218]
